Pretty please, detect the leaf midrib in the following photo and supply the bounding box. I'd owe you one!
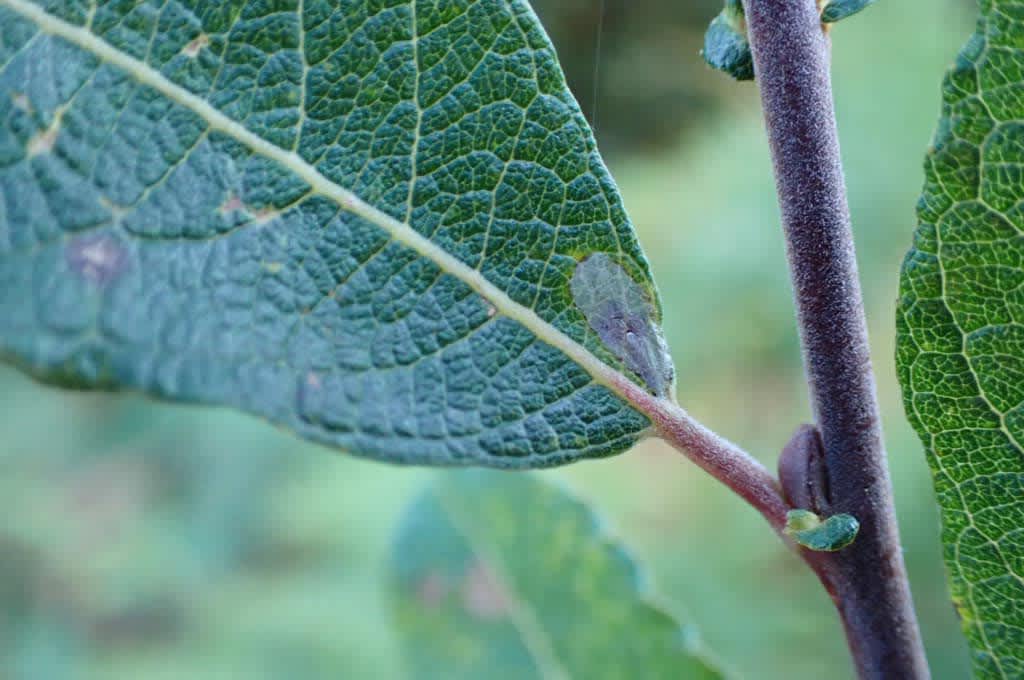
[3,0,654,413]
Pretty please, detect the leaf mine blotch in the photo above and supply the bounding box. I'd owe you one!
[570,253,674,398]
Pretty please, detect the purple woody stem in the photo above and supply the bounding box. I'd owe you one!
[738,0,930,676]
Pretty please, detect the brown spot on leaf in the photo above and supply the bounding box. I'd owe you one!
[570,253,674,397]
[27,103,69,157]
[461,560,510,620]
[252,207,282,225]
[182,33,209,58]
[27,125,59,157]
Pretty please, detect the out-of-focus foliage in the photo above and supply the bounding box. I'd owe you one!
[702,0,754,82]
[531,0,723,150]
[0,0,978,679]
[897,0,1024,674]
[390,471,721,679]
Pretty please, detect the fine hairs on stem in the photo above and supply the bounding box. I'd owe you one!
[740,0,929,676]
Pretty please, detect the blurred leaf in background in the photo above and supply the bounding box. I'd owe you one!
[0,0,978,678]
[390,470,722,679]
[531,0,723,150]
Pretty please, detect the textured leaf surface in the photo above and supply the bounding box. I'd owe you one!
[390,470,722,679]
[0,0,669,467]
[896,1,1024,675]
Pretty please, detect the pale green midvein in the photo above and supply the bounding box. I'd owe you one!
[3,0,647,410]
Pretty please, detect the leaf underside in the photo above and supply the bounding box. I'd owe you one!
[0,0,671,468]
[896,0,1024,675]
[390,470,723,679]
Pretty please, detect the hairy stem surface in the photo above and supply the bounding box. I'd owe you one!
[609,376,790,530]
[740,0,929,676]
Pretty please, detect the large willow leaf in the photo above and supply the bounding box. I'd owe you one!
[390,470,722,679]
[897,0,1024,674]
[0,0,672,467]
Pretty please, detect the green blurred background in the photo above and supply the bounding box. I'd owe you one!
[0,1,978,678]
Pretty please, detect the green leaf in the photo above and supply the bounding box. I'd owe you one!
[389,470,723,679]
[896,1,1024,675]
[0,1,671,467]
[702,0,754,82]
[783,510,859,552]
[820,0,875,24]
